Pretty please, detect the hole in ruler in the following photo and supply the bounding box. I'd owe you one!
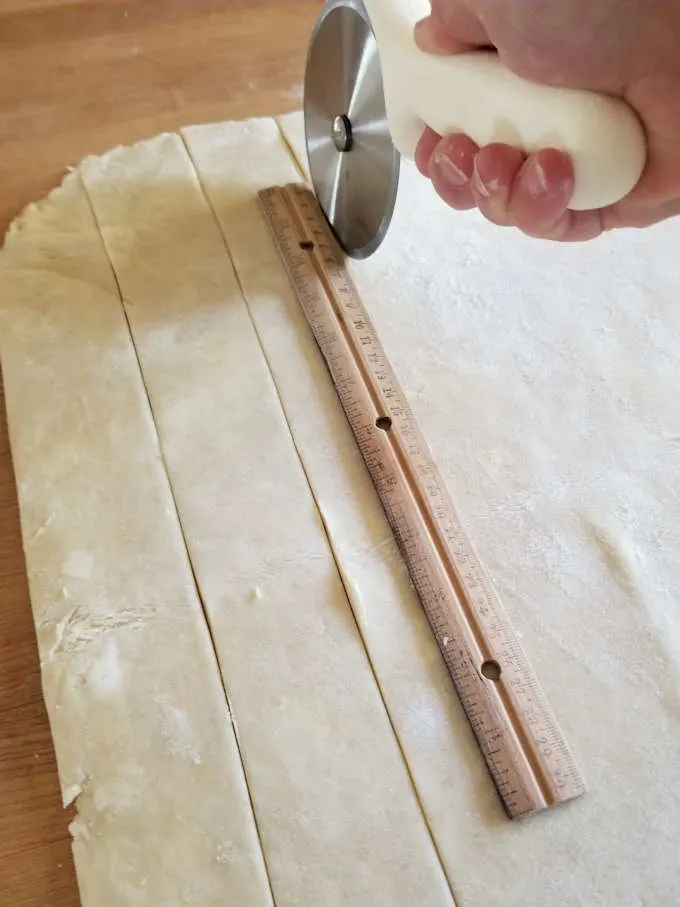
[375,416,392,432]
[299,240,314,251]
[481,660,502,682]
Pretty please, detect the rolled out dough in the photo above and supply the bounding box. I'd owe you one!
[0,112,679,907]
[0,172,273,906]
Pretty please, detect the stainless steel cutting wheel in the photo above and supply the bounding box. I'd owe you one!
[303,0,400,259]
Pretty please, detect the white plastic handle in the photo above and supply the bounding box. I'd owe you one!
[362,0,647,210]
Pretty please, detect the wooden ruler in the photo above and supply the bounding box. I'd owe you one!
[258,183,587,820]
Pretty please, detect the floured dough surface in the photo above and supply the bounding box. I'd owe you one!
[0,173,272,907]
[1,112,679,907]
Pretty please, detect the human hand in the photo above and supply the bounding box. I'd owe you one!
[413,0,680,240]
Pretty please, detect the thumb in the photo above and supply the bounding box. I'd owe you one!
[414,4,490,54]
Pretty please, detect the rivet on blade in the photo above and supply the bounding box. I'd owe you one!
[331,114,353,153]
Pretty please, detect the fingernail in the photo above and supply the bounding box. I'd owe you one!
[472,158,491,198]
[433,150,468,187]
[520,158,549,199]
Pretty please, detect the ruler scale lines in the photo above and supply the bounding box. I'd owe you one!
[258,183,587,820]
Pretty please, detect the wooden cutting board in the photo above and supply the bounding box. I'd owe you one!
[0,2,319,903]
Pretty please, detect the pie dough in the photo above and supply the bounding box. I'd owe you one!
[0,112,679,907]
[0,172,272,906]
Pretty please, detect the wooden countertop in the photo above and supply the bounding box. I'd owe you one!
[0,2,319,903]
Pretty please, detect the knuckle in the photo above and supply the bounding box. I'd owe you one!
[500,46,569,86]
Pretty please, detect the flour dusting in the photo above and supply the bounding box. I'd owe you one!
[216,842,241,864]
[63,549,94,579]
[156,697,202,765]
[69,815,91,842]
[86,638,122,697]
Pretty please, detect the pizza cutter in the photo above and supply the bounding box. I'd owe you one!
[303,0,648,259]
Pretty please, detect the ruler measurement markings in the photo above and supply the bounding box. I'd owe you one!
[260,185,553,812]
[258,185,586,817]
[318,197,536,768]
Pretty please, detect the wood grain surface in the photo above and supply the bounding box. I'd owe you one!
[0,2,318,903]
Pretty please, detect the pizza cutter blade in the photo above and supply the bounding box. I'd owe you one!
[303,0,400,260]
